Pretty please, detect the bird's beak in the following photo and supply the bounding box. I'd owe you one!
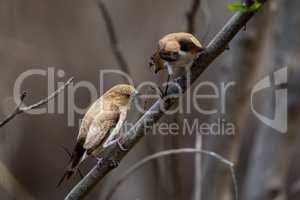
[195,46,204,53]
[128,90,139,107]
[133,90,139,98]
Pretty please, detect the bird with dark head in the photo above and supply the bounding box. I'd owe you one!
[57,84,138,186]
[150,32,203,74]
[149,32,204,96]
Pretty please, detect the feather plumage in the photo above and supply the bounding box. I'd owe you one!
[150,32,204,74]
[57,84,137,186]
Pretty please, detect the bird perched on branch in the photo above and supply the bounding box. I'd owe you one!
[149,32,204,95]
[57,84,139,186]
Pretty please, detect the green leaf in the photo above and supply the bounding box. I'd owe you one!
[248,2,262,12]
[228,1,262,12]
[228,3,249,12]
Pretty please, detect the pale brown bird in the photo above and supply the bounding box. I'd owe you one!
[150,32,204,74]
[149,32,204,95]
[58,84,138,186]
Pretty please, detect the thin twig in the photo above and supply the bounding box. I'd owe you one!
[0,77,73,128]
[104,148,236,200]
[186,0,201,34]
[97,0,130,74]
[64,3,267,200]
[0,91,27,127]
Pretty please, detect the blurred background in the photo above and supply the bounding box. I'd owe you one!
[0,0,299,200]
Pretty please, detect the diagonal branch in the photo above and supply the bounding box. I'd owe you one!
[104,148,236,200]
[97,0,130,74]
[0,77,74,128]
[64,3,268,200]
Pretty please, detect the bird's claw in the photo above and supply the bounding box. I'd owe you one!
[109,158,120,167]
[96,157,103,166]
[96,157,119,168]
[158,75,172,100]
[116,137,127,151]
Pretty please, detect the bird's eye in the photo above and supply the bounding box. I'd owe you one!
[179,40,194,52]
[117,92,130,98]
[123,93,131,98]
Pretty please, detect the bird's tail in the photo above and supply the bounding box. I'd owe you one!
[57,141,85,187]
[56,166,75,187]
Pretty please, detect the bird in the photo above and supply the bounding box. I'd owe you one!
[149,32,204,95]
[57,84,138,186]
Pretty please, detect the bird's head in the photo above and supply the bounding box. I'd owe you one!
[104,84,139,108]
[149,32,204,73]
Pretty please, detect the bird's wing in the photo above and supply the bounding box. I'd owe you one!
[83,105,120,154]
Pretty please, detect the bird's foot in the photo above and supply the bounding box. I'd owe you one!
[116,136,127,151]
[96,157,103,166]
[106,137,127,151]
[95,157,119,168]
[108,158,120,168]
[154,74,174,100]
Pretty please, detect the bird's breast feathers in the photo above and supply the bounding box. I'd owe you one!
[77,97,128,156]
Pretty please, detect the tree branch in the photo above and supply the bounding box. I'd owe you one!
[104,148,236,200]
[0,91,27,127]
[64,4,268,200]
[0,77,74,128]
[97,0,130,74]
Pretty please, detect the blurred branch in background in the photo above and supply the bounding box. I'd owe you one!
[104,148,236,200]
[186,0,204,199]
[186,0,201,34]
[0,161,36,200]
[64,1,269,198]
[242,0,300,200]
[202,4,271,200]
[199,0,211,42]
[97,0,130,74]
[0,77,73,128]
